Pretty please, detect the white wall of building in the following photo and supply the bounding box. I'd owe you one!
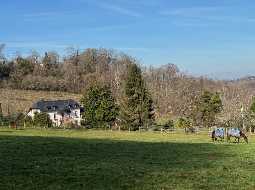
[27,108,82,126]
[27,109,41,118]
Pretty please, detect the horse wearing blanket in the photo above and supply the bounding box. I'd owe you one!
[211,128,225,142]
[227,128,248,144]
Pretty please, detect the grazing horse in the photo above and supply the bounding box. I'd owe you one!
[227,128,248,144]
[211,128,225,142]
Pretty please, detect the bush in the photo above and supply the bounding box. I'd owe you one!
[1,113,26,128]
[24,116,34,128]
[14,113,25,127]
[175,117,192,129]
[163,119,174,129]
[34,112,52,128]
[62,121,81,129]
[0,115,10,127]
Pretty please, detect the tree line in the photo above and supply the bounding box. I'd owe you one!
[1,45,255,130]
[81,63,154,131]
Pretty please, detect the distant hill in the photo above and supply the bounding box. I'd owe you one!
[238,76,255,81]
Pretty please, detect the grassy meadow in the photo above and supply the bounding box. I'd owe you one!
[0,128,255,190]
[0,88,82,115]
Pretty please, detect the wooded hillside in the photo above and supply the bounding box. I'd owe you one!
[1,46,255,120]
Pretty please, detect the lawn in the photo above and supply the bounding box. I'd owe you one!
[0,128,255,190]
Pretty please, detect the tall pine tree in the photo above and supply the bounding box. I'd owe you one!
[120,64,154,130]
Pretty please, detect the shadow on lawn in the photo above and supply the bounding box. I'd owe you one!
[0,130,14,133]
[0,135,237,190]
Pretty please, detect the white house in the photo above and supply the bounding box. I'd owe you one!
[27,99,83,126]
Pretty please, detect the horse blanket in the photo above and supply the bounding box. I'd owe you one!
[228,128,240,137]
[215,128,225,138]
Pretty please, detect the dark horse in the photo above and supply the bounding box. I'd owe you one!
[211,128,225,142]
[227,129,248,144]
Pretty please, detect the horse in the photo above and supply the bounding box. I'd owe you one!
[227,129,248,144]
[211,128,225,142]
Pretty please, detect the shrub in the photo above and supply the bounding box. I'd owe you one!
[163,119,174,129]
[175,117,192,129]
[0,115,9,127]
[34,112,52,128]
[24,116,34,128]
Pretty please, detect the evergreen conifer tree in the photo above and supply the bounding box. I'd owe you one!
[81,84,119,128]
[195,91,223,127]
[120,64,155,130]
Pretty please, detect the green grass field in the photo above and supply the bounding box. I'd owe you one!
[0,128,255,190]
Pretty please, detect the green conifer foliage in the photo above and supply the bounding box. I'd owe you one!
[81,84,119,128]
[120,64,155,130]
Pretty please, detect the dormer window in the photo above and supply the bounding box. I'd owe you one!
[53,106,58,110]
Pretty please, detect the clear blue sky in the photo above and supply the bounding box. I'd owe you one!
[1,0,255,79]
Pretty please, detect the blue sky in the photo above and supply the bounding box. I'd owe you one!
[1,0,255,79]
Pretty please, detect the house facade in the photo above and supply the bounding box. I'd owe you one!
[27,99,82,126]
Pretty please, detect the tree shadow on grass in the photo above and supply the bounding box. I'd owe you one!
[0,135,253,190]
[0,130,14,133]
